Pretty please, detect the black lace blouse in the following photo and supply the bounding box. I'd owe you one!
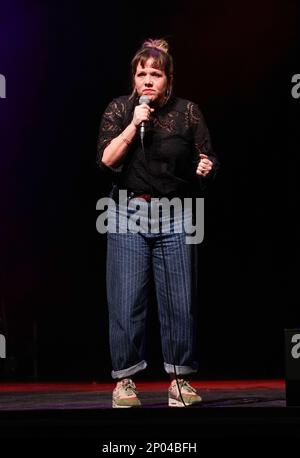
[97,94,219,197]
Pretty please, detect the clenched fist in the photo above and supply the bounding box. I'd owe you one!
[196,153,213,177]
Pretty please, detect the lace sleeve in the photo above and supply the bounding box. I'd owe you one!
[188,102,220,193]
[188,102,220,171]
[96,98,126,171]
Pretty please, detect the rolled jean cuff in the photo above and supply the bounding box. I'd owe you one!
[111,360,147,380]
[164,362,198,375]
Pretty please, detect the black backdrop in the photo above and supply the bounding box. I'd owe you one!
[0,0,299,381]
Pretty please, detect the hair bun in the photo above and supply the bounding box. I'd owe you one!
[142,38,169,54]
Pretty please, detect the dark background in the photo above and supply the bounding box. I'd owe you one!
[0,0,299,381]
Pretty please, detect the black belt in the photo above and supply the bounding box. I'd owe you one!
[111,187,189,203]
[111,187,152,203]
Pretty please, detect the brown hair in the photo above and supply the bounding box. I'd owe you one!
[130,38,174,103]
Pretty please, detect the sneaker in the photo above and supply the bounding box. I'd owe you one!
[112,378,141,408]
[168,379,202,407]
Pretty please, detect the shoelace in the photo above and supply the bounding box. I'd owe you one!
[181,380,197,393]
[121,379,138,394]
[172,379,196,393]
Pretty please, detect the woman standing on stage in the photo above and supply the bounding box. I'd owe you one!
[97,38,219,408]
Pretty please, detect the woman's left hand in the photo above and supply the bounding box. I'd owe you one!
[196,153,213,177]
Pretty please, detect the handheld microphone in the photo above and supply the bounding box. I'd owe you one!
[139,95,150,141]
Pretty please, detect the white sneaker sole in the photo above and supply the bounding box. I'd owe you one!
[168,397,202,407]
[168,398,189,407]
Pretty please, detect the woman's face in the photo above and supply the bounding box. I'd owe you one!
[134,58,168,104]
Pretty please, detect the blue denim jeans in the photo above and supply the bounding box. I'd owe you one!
[106,194,199,379]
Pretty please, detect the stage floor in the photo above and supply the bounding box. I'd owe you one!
[0,379,300,443]
[0,379,286,410]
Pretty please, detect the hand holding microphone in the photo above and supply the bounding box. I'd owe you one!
[132,96,154,141]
